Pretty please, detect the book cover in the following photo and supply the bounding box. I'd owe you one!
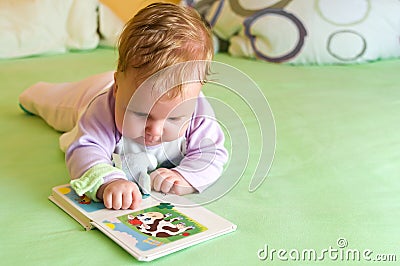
[49,184,237,261]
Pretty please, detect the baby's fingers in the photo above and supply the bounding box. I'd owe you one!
[121,192,132,210]
[103,192,113,209]
[129,190,142,209]
[123,183,142,210]
[151,170,167,192]
[103,191,122,210]
[160,177,178,194]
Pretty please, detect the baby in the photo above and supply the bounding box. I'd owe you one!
[19,3,228,210]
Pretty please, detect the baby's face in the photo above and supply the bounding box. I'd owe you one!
[114,70,202,146]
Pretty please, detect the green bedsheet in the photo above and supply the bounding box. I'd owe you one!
[1,48,399,265]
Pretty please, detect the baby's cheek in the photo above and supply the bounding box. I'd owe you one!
[163,120,189,141]
[120,115,145,138]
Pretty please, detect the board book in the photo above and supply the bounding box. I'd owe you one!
[49,184,237,261]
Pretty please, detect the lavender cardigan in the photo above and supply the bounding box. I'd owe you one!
[65,86,228,193]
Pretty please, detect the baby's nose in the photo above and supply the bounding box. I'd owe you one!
[145,119,163,136]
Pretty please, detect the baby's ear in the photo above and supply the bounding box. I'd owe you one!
[113,72,118,96]
[113,85,118,97]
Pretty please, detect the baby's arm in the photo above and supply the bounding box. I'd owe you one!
[66,91,141,210]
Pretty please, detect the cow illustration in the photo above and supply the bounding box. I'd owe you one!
[127,211,194,238]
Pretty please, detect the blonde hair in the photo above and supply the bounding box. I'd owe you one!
[117,3,213,86]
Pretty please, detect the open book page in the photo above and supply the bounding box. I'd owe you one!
[49,184,237,261]
[93,201,236,261]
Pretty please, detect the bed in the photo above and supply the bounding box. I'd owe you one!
[2,47,399,265]
[2,1,400,265]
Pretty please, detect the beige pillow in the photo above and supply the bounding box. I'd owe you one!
[99,0,181,47]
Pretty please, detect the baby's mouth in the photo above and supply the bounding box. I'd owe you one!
[144,136,161,146]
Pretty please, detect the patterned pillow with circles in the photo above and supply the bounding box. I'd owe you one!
[187,0,400,64]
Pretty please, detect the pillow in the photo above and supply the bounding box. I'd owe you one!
[98,3,125,47]
[0,0,99,59]
[201,0,400,64]
[66,0,100,50]
[98,0,181,47]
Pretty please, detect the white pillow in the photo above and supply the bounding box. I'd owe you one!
[0,0,99,59]
[205,0,400,64]
[67,0,100,50]
[98,3,125,47]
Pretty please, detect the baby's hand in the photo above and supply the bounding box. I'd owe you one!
[97,179,142,210]
[150,168,196,195]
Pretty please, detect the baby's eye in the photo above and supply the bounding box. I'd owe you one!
[133,112,148,118]
[168,117,184,122]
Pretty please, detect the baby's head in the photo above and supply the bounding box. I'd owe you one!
[113,3,214,146]
[116,2,213,76]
